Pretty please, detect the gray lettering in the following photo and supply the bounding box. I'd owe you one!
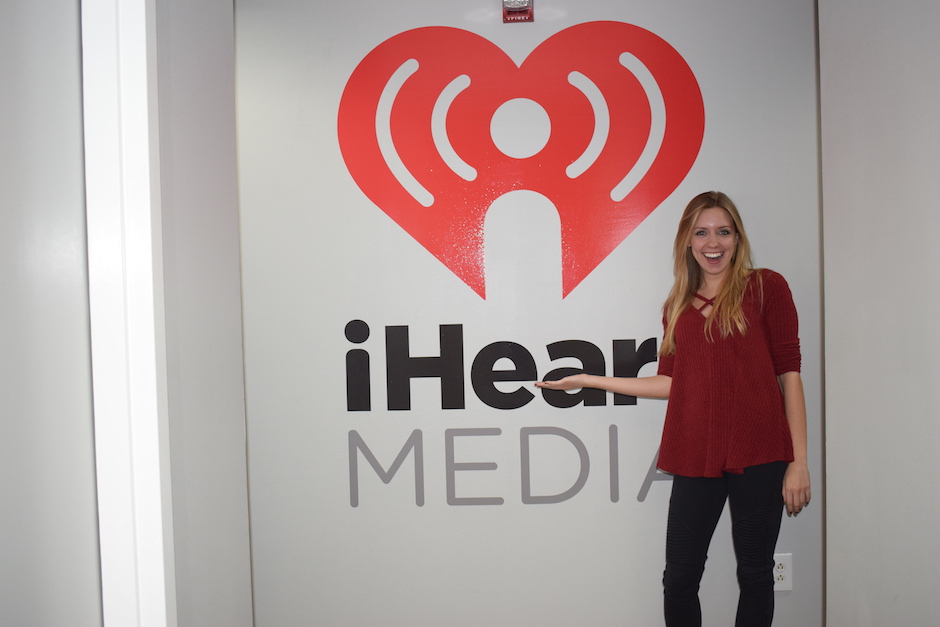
[445,428,504,506]
[348,429,425,507]
[521,427,590,504]
[636,446,672,502]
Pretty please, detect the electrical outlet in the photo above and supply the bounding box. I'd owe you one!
[773,553,793,591]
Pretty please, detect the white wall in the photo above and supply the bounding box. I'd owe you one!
[819,1,940,625]
[236,2,822,626]
[0,2,103,625]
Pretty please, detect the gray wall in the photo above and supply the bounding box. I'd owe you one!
[155,0,254,623]
[0,2,103,626]
[819,1,940,624]
[2,1,252,625]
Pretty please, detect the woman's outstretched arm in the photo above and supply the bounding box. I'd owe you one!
[535,373,671,399]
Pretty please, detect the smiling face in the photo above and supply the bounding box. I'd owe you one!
[689,206,738,286]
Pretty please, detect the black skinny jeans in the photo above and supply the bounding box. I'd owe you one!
[663,461,787,627]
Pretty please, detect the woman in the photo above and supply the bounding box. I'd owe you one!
[536,191,810,626]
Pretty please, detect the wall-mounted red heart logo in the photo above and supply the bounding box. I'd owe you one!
[338,21,704,298]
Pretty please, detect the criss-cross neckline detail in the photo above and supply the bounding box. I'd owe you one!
[694,293,715,314]
[695,293,715,306]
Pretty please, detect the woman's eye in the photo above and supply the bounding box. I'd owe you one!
[719,229,731,235]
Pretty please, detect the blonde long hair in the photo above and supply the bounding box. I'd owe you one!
[660,191,758,355]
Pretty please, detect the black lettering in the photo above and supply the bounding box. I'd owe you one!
[613,338,658,405]
[540,340,607,408]
[385,324,465,410]
[345,320,371,411]
[471,341,537,410]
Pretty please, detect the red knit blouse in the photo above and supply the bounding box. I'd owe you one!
[656,269,800,478]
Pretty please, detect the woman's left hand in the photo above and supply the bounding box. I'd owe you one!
[782,461,811,516]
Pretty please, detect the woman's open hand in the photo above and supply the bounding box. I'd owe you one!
[534,374,588,391]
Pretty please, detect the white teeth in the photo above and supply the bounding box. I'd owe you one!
[704,252,722,259]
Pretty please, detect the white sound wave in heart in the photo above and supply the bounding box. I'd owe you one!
[433,75,477,181]
[610,52,666,202]
[566,71,610,179]
[376,59,434,207]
